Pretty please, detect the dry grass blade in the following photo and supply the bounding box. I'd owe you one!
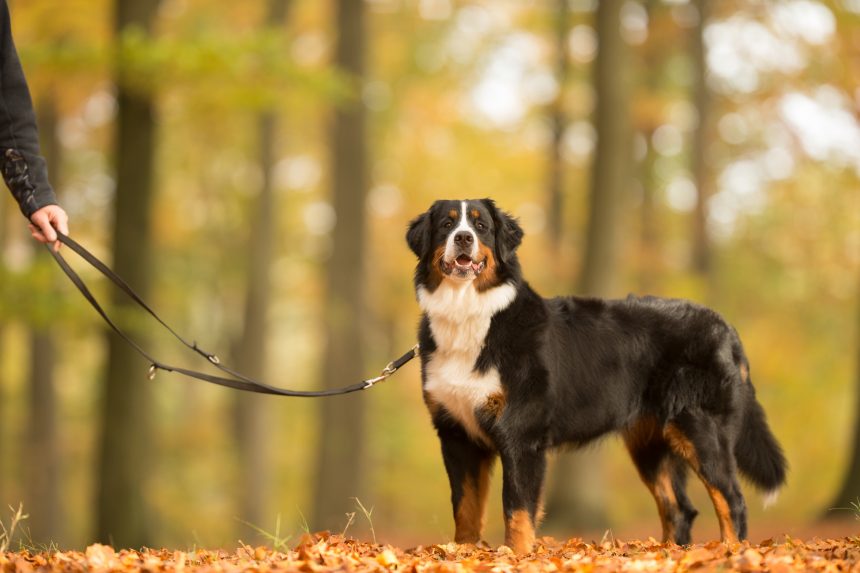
[0,503,29,553]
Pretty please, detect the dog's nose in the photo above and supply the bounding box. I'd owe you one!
[454,231,473,246]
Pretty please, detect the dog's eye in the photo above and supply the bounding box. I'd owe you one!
[475,221,486,232]
[443,220,454,229]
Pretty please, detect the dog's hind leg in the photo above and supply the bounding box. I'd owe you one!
[624,419,691,544]
[665,413,748,543]
[668,455,698,544]
[437,423,496,544]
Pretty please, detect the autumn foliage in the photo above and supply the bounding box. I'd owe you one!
[3,534,860,573]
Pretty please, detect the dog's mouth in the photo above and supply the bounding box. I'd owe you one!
[441,254,486,277]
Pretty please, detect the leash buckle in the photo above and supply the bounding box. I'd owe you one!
[363,344,420,389]
[364,361,398,389]
[147,364,158,380]
[363,374,387,389]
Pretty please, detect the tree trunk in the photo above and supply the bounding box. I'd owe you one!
[0,190,5,506]
[639,138,658,294]
[577,0,630,298]
[25,330,58,542]
[24,94,62,544]
[824,275,860,518]
[638,0,662,295]
[232,0,291,533]
[690,0,711,280]
[311,0,368,532]
[544,0,630,533]
[546,0,569,250]
[95,0,160,547]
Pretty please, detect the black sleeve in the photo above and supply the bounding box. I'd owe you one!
[0,0,57,219]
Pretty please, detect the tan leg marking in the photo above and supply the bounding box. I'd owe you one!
[739,363,749,384]
[651,466,678,542]
[664,425,737,543]
[705,484,738,543]
[624,420,678,543]
[664,424,700,471]
[505,509,535,555]
[454,458,491,543]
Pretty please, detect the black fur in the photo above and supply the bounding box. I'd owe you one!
[735,384,788,491]
[407,199,787,551]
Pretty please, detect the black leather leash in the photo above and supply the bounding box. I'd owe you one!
[47,231,419,397]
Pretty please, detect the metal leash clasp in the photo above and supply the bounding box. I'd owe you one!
[363,365,394,389]
[363,343,420,389]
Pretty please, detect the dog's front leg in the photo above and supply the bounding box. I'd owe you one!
[437,423,496,545]
[500,444,547,555]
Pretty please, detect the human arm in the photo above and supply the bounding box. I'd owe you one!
[0,0,67,249]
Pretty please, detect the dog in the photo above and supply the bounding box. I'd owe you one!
[406,198,786,554]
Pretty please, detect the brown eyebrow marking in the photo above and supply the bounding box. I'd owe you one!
[449,209,459,219]
[471,209,480,219]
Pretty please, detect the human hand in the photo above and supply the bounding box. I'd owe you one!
[28,204,69,252]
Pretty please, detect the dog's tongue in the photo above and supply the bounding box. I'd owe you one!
[456,255,472,265]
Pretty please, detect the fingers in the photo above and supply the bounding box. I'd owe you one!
[29,205,69,251]
[55,209,69,237]
[28,223,48,242]
[30,210,56,241]
[49,208,69,252]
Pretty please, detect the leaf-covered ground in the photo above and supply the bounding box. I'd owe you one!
[3,533,859,572]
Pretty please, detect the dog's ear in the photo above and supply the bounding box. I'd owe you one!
[406,211,431,257]
[483,198,523,264]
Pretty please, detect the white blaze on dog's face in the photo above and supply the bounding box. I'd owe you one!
[441,200,484,282]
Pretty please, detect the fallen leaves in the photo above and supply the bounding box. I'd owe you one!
[0,534,858,572]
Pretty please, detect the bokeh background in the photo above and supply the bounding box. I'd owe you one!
[0,0,858,551]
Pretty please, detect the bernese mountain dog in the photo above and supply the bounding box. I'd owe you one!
[406,198,786,554]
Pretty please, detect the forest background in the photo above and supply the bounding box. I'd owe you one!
[0,0,858,552]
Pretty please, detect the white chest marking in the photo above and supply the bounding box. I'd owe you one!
[418,280,517,442]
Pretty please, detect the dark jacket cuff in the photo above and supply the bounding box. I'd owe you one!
[2,147,57,218]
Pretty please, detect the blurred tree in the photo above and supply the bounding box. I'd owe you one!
[825,275,860,518]
[822,6,860,521]
[0,309,3,506]
[96,0,160,547]
[546,0,569,251]
[690,0,712,283]
[231,0,292,533]
[24,93,62,544]
[544,0,630,533]
[312,0,369,531]
[577,0,632,298]
[635,0,665,295]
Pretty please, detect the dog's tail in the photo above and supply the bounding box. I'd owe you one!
[734,380,787,506]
